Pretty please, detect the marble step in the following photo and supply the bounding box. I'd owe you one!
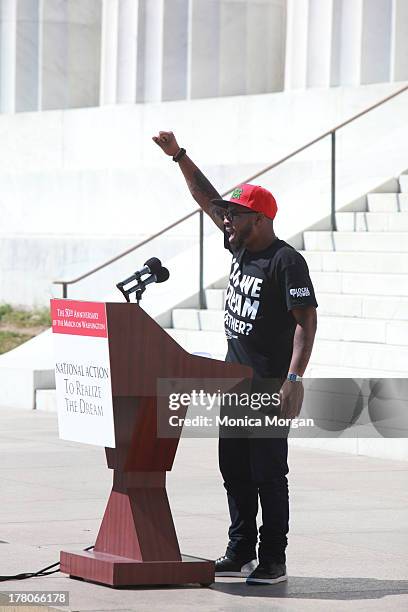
[336,211,408,232]
[300,250,408,275]
[167,328,408,374]
[310,270,408,296]
[207,270,408,302]
[399,175,408,192]
[367,193,408,212]
[303,231,408,252]
[172,310,408,346]
[180,292,408,323]
[166,328,227,359]
[310,339,408,374]
[305,364,406,378]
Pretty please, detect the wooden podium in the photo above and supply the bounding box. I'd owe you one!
[59,302,251,587]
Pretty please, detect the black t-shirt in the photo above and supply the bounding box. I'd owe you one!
[223,235,318,378]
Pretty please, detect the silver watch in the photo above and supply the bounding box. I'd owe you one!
[287,373,302,382]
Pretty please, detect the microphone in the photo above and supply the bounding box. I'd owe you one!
[116,261,170,303]
[155,267,170,283]
[137,257,162,277]
[127,267,170,297]
[116,257,162,289]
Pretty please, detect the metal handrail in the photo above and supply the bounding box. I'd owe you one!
[57,209,199,288]
[54,82,408,301]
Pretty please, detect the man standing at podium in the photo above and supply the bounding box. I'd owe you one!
[153,131,318,585]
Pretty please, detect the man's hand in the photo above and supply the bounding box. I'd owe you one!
[152,130,180,157]
[279,380,304,420]
[152,129,224,230]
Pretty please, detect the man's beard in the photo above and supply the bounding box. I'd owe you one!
[230,223,253,250]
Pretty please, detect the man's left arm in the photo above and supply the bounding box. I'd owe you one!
[280,306,317,419]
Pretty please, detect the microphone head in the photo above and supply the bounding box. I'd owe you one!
[144,257,162,274]
[156,267,170,283]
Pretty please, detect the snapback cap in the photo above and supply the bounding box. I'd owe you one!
[212,183,278,220]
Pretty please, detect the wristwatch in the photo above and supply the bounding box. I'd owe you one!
[287,373,303,382]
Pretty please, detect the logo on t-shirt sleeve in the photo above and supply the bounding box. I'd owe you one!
[289,287,311,298]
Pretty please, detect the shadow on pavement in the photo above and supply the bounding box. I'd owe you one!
[211,576,408,600]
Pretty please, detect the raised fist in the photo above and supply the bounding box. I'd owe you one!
[152,130,180,157]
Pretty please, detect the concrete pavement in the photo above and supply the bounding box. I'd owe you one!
[0,409,407,611]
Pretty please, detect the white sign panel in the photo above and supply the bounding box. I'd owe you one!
[51,299,116,448]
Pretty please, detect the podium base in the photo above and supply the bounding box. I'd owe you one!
[60,550,215,587]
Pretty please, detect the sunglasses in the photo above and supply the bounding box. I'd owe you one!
[215,208,258,222]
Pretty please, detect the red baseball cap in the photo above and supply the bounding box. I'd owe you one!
[212,183,278,220]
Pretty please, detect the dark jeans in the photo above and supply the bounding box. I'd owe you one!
[218,435,289,564]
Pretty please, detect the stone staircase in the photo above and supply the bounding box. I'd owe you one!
[166,174,408,378]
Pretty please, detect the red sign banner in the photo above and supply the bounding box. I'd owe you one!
[51,299,108,338]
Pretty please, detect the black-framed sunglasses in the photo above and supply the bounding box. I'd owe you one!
[215,208,257,222]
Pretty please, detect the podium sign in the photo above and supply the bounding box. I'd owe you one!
[50,299,115,448]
